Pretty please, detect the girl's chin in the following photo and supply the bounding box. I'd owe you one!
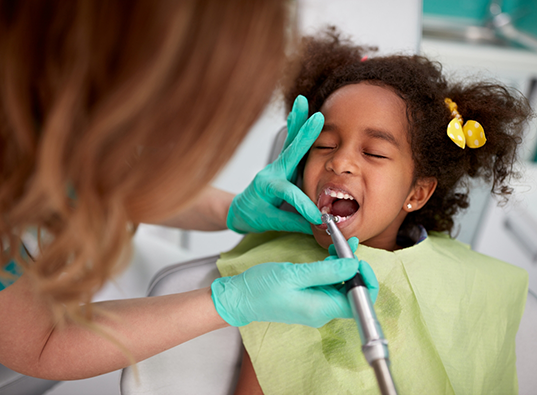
[313,233,332,250]
[312,227,339,250]
[311,217,356,250]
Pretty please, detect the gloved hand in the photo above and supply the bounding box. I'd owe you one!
[325,237,379,304]
[211,257,359,328]
[227,95,323,234]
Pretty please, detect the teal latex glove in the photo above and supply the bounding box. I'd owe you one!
[326,237,379,304]
[283,94,311,183]
[227,95,323,234]
[211,257,360,328]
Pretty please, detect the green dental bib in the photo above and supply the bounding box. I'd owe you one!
[216,232,528,395]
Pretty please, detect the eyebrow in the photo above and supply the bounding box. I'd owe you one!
[321,123,337,132]
[365,128,400,148]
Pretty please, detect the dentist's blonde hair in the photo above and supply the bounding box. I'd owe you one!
[0,0,289,324]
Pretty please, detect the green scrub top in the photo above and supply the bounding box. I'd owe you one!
[0,260,23,291]
[0,240,29,290]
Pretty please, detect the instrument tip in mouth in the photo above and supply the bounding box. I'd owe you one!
[321,213,332,224]
[321,213,340,224]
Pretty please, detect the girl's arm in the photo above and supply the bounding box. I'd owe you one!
[234,348,264,395]
[158,186,234,231]
[0,274,228,380]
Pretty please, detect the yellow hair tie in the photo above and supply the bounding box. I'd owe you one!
[445,98,486,149]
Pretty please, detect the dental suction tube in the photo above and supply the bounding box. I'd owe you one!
[321,214,397,395]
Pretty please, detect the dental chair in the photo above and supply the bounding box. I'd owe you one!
[120,255,243,395]
[0,366,58,395]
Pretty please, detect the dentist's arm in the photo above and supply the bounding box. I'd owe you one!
[159,186,234,231]
[0,273,228,380]
[0,256,362,380]
[160,96,323,234]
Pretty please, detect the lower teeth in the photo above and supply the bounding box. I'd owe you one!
[320,207,353,222]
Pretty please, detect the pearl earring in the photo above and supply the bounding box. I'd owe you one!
[407,203,412,209]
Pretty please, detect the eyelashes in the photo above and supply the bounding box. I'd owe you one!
[313,146,388,159]
[364,152,387,159]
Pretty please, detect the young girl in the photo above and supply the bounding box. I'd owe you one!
[216,30,533,394]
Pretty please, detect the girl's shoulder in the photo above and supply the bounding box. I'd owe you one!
[417,231,528,286]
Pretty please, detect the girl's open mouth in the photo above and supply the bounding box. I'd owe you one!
[316,187,359,227]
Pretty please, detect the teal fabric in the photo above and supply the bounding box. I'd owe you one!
[0,240,30,290]
[0,259,23,291]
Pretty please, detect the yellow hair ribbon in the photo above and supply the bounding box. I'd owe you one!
[445,98,486,149]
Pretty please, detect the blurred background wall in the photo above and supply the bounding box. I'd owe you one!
[421,0,537,296]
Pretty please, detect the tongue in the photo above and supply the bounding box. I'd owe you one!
[332,199,359,217]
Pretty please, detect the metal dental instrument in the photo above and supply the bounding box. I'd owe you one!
[321,213,397,395]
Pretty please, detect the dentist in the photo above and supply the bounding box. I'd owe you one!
[0,0,376,380]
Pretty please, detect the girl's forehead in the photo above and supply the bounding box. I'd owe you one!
[321,83,407,121]
[319,82,411,149]
[323,82,402,105]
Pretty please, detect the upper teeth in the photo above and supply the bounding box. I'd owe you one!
[326,188,354,200]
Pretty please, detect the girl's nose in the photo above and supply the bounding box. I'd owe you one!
[326,148,357,175]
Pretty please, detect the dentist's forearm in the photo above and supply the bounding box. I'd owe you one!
[158,186,234,231]
[0,275,228,380]
[38,289,228,379]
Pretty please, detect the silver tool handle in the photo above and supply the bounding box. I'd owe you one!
[347,285,388,363]
[321,214,397,395]
[372,358,398,395]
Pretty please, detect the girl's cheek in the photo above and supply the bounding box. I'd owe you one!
[302,168,316,200]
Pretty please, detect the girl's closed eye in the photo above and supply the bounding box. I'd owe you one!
[314,144,336,150]
[364,151,388,159]
[312,139,337,150]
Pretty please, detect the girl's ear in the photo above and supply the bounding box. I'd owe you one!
[404,177,437,212]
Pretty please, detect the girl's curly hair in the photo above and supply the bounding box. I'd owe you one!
[283,29,533,235]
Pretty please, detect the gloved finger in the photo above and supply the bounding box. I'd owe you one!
[348,237,359,251]
[323,255,338,261]
[328,237,359,256]
[290,258,359,288]
[279,112,324,174]
[311,285,354,324]
[284,95,309,151]
[258,205,314,234]
[358,259,379,304]
[269,180,322,225]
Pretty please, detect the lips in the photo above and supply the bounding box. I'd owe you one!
[317,187,360,223]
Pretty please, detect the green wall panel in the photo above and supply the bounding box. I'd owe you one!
[424,0,537,38]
